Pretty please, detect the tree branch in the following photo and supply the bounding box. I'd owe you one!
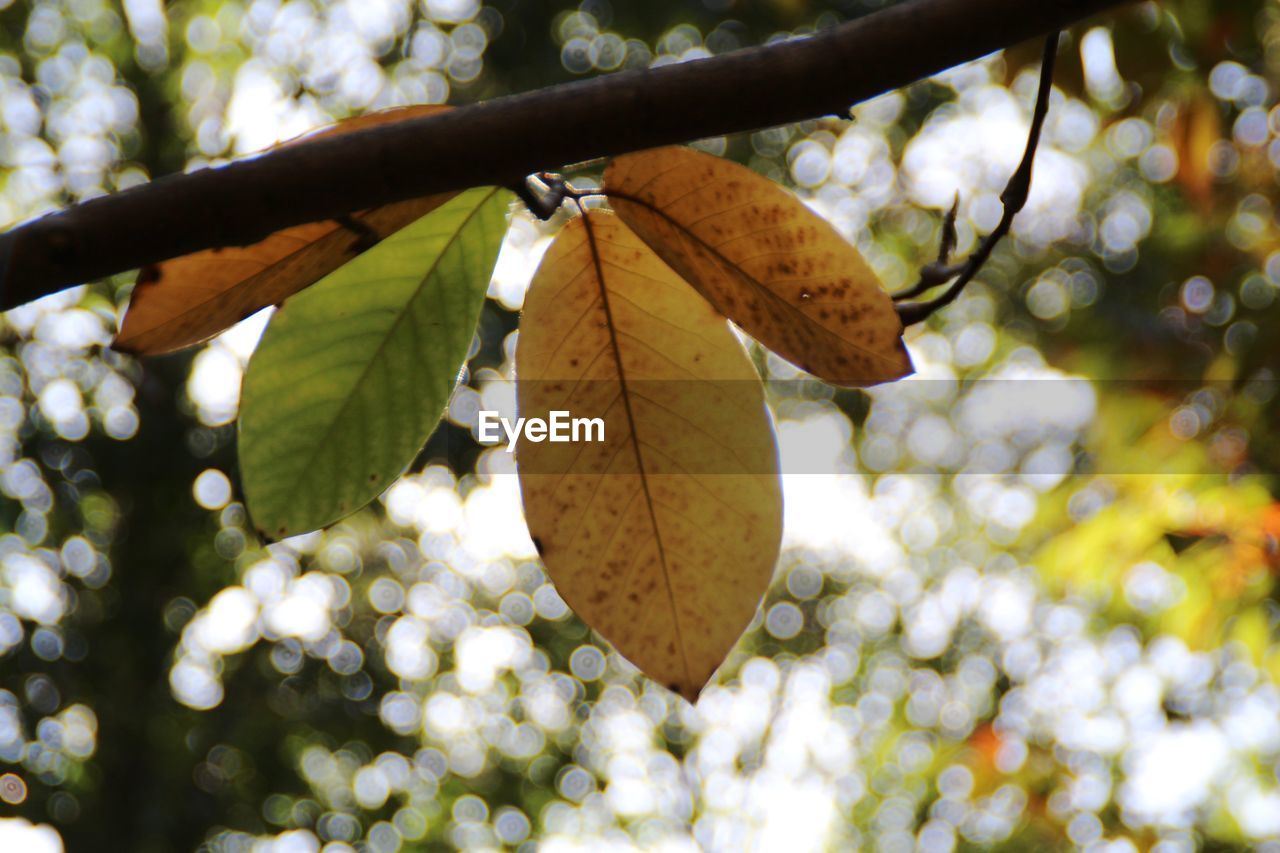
[0,0,1129,311]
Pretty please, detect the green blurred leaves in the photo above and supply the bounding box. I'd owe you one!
[238,187,511,539]
[1033,391,1280,678]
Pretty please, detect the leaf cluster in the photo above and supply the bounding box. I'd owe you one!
[115,113,912,699]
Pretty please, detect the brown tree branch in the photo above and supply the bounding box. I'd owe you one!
[0,0,1130,311]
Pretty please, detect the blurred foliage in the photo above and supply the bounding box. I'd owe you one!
[1,0,1280,850]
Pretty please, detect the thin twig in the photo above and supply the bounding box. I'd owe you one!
[892,193,961,302]
[936,191,960,263]
[895,31,1060,326]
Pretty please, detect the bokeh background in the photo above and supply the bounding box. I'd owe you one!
[1,0,1280,849]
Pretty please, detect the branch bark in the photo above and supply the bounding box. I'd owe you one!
[0,0,1130,311]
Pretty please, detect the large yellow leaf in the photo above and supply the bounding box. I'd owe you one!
[604,146,913,387]
[516,211,782,701]
[114,105,454,355]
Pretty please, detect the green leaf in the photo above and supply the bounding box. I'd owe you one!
[238,186,511,539]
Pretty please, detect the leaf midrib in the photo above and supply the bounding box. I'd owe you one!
[121,224,340,349]
[126,196,449,353]
[604,185,906,373]
[578,212,695,692]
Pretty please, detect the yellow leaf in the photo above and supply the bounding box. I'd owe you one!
[114,105,454,355]
[604,146,913,387]
[516,211,782,701]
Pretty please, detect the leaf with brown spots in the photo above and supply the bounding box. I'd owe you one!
[114,105,455,356]
[516,210,782,701]
[604,145,913,387]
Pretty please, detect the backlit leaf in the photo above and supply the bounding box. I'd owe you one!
[516,210,782,701]
[239,186,510,539]
[115,105,454,355]
[604,146,913,387]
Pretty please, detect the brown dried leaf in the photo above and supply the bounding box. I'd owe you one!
[516,211,782,701]
[114,105,454,355]
[604,146,913,387]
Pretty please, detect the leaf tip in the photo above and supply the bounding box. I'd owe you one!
[668,679,703,705]
[136,264,163,287]
[249,519,288,545]
[107,334,141,356]
[895,337,916,379]
[107,329,183,357]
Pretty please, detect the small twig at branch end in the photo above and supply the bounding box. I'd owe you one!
[895,31,1060,327]
[937,191,960,263]
[892,193,962,303]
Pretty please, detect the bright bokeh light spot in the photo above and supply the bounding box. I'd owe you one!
[0,772,27,804]
[193,468,232,510]
[265,573,335,642]
[425,0,478,24]
[0,818,61,853]
[4,554,66,625]
[188,587,259,655]
[187,344,243,426]
[455,626,527,693]
[1120,722,1229,824]
[568,645,606,681]
[169,659,223,710]
[1080,27,1124,103]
